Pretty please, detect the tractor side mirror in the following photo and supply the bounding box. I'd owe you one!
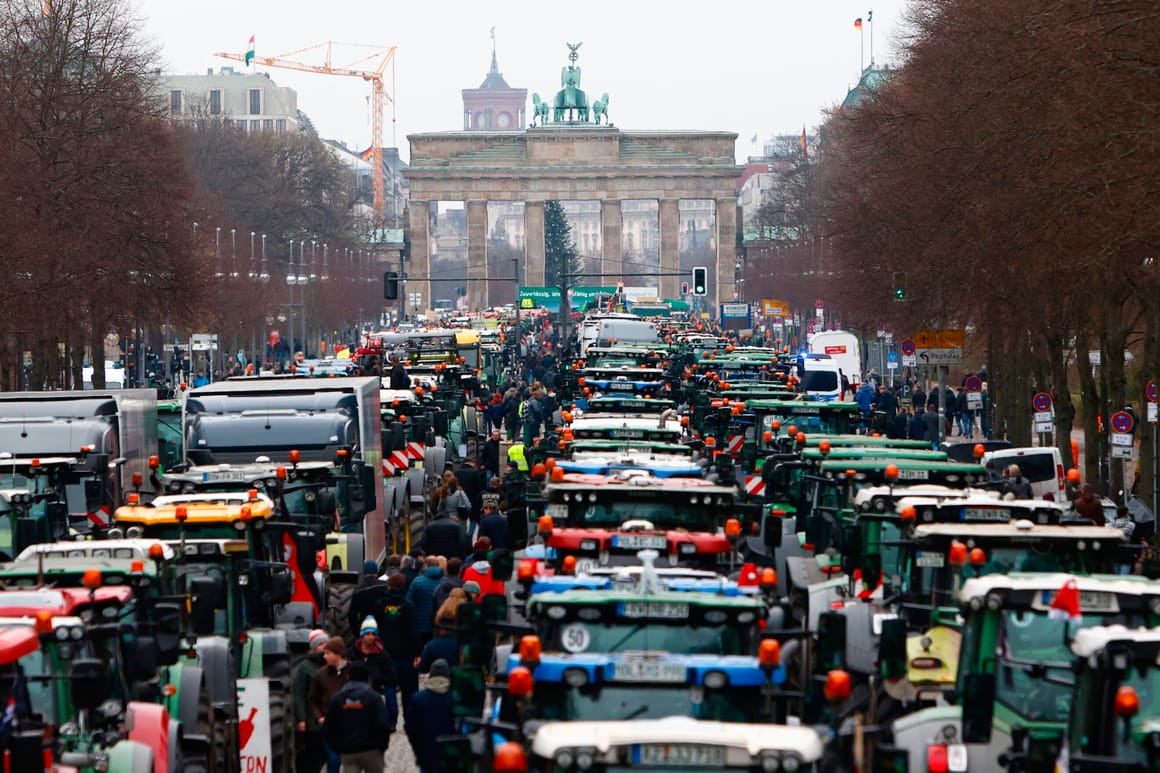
[70,659,110,711]
[763,513,783,549]
[152,602,183,666]
[188,576,222,636]
[878,618,907,682]
[268,571,293,606]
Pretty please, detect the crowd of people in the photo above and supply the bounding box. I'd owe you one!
[853,369,992,446]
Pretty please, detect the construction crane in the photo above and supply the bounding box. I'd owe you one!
[217,41,397,225]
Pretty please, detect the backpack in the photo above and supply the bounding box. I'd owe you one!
[518,399,530,420]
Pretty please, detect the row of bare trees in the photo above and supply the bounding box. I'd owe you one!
[0,0,381,389]
[749,0,1160,500]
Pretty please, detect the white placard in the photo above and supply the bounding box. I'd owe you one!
[1034,411,1054,423]
[1149,403,1158,424]
[1112,445,1135,459]
[1034,421,1053,434]
[915,348,963,366]
[902,355,917,367]
[1112,432,1133,447]
[887,361,898,370]
[967,393,983,409]
[237,678,271,772]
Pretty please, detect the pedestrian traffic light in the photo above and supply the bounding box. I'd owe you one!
[894,287,906,301]
[384,271,399,300]
[681,282,690,295]
[692,266,708,296]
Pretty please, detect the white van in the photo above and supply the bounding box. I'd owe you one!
[578,314,660,355]
[982,446,1066,500]
[808,330,860,391]
[796,353,842,402]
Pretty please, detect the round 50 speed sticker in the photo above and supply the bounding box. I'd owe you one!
[560,623,591,653]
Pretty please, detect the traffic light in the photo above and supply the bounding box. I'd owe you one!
[384,271,399,300]
[692,266,708,296]
[894,287,906,301]
[681,281,689,295]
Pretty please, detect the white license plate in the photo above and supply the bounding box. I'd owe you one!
[620,601,689,619]
[613,534,666,550]
[609,382,634,390]
[612,430,645,439]
[916,551,945,568]
[202,471,247,482]
[896,469,929,480]
[546,504,568,520]
[948,744,968,772]
[612,660,686,683]
[1041,589,1119,613]
[962,507,1010,521]
[634,744,726,766]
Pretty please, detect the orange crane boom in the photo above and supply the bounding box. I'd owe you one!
[217,41,397,225]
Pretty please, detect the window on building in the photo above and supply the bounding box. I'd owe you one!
[248,89,261,115]
[275,119,287,134]
[170,90,182,115]
[250,120,260,132]
[209,89,222,115]
[263,119,273,132]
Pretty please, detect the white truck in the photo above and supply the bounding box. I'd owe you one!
[808,330,861,393]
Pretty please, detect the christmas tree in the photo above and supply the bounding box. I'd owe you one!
[544,200,583,290]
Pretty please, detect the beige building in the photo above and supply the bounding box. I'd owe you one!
[158,67,302,134]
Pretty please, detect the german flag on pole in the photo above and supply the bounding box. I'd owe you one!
[800,126,808,158]
[854,17,863,30]
[359,146,374,161]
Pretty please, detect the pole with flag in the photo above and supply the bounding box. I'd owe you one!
[800,126,808,160]
[245,35,255,67]
[868,10,875,66]
[854,17,863,72]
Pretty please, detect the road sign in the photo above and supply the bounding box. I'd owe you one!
[721,303,749,317]
[1147,380,1158,403]
[815,298,824,309]
[190,333,218,352]
[1112,432,1134,447]
[916,348,963,366]
[1034,411,1054,424]
[762,299,790,317]
[902,354,917,367]
[964,375,982,393]
[1149,402,1158,424]
[1111,410,1134,434]
[967,392,982,410]
[914,329,965,349]
[900,338,916,356]
[1112,444,1135,459]
[1035,420,1053,434]
[1032,392,1053,413]
[887,351,899,363]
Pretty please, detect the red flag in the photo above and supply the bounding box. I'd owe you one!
[854,17,863,30]
[1049,579,1082,623]
[800,127,808,158]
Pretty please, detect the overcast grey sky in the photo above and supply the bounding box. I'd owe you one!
[140,0,910,163]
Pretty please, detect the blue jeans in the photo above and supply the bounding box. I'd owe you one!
[394,658,419,718]
[323,738,341,773]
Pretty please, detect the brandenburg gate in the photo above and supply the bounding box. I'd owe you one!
[403,43,741,313]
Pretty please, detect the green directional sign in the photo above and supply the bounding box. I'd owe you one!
[518,286,561,311]
[570,286,616,311]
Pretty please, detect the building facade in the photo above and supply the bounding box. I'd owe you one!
[158,67,302,134]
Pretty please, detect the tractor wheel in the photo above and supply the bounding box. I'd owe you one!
[264,657,294,773]
[326,581,356,644]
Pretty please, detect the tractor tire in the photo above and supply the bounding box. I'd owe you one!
[326,581,356,644]
[266,678,292,773]
[264,657,294,773]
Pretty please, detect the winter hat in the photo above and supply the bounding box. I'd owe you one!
[307,629,329,651]
[360,615,379,636]
[429,659,451,679]
[323,636,346,656]
[362,560,381,576]
[462,580,481,597]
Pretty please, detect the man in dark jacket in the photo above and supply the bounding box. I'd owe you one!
[388,354,410,390]
[324,662,391,773]
[1002,464,1035,500]
[405,558,445,642]
[346,616,399,726]
[431,557,464,612]
[453,458,485,531]
[480,429,502,481]
[422,513,468,559]
[347,560,388,636]
[293,629,330,773]
[308,637,351,773]
[907,406,926,441]
[373,573,421,719]
[478,503,510,551]
[405,659,455,773]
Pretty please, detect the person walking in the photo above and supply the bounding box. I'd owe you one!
[308,637,352,773]
[405,659,455,773]
[405,557,445,643]
[520,389,544,447]
[422,507,469,560]
[480,429,502,481]
[431,557,465,612]
[293,629,330,773]
[922,403,942,450]
[347,561,388,638]
[323,661,392,773]
[346,616,399,731]
[478,502,511,551]
[372,574,421,721]
[908,405,926,441]
[418,594,465,672]
[388,354,410,390]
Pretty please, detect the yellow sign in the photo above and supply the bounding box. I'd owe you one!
[762,299,790,317]
[520,298,535,309]
[914,329,965,349]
